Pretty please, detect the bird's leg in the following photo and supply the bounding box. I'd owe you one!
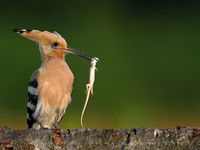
[38,121,49,130]
[52,124,60,129]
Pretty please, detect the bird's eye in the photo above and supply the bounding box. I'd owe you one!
[52,42,58,47]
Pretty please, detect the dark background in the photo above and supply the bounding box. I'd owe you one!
[0,0,200,129]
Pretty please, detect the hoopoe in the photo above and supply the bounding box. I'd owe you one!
[14,29,92,129]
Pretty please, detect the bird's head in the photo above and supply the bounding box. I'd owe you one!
[14,29,92,61]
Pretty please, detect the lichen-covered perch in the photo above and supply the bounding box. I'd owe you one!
[0,126,200,150]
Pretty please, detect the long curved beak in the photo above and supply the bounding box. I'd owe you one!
[65,46,93,61]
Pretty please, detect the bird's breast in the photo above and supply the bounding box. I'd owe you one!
[37,59,74,109]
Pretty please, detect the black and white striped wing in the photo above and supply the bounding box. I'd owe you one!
[27,78,38,128]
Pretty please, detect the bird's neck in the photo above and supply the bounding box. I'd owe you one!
[40,54,66,69]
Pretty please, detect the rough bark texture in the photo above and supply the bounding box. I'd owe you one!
[0,126,200,150]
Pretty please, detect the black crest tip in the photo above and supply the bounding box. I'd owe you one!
[26,29,33,32]
[13,28,25,34]
[13,28,21,32]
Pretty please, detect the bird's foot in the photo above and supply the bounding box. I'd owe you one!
[38,122,49,130]
[52,125,60,129]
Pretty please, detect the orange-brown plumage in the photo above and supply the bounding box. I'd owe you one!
[14,29,74,129]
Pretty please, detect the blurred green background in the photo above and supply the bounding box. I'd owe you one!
[0,0,200,129]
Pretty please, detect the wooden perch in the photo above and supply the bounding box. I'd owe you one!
[0,126,200,150]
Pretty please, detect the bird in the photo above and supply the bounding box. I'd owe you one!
[14,29,92,129]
